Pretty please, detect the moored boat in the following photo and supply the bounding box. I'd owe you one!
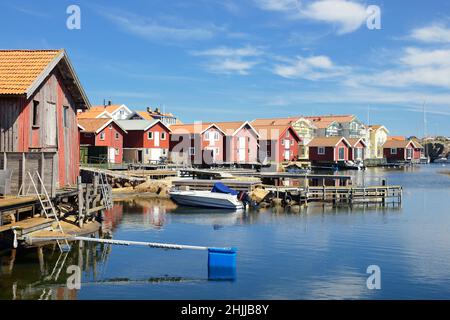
[169,190,244,210]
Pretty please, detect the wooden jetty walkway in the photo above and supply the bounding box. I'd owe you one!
[264,185,402,206]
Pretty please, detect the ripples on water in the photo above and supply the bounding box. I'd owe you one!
[1,165,450,299]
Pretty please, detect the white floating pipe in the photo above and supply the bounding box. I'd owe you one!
[72,236,211,251]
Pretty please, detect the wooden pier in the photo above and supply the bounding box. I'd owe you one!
[0,174,111,250]
[306,185,402,205]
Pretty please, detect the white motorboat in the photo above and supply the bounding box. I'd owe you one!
[169,190,244,210]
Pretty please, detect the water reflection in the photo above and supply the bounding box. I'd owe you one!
[0,241,111,300]
[1,166,450,299]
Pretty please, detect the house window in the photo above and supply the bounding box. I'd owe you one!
[63,106,69,128]
[148,132,153,140]
[286,131,290,138]
[189,147,195,155]
[390,148,397,155]
[32,100,39,127]
[214,132,219,141]
[161,132,166,140]
[109,124,113,129]
[281,140,284,146]
[115,132,119,140]
[100,132,105,140]
[318,147,325,155]
[115,148,119,155]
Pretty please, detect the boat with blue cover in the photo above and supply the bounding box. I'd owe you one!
[169,183,244,210]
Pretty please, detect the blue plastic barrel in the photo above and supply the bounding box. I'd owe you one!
[207,247,237,280]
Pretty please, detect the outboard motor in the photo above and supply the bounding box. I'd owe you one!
[238,191,258,210]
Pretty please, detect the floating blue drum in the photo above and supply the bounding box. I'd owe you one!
[208,247,237,280]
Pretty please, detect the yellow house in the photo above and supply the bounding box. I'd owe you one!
[252,117,316,160]
[367,125,389,159]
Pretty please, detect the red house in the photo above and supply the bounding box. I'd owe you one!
[78,118,127,164]
[347,138,367,162]
[212,121,259,164]
[308,137,351,164]
[117,120,171,163]
[0,49,90,195]
[383,139,423,162]
[169,123,225,166]
[253,124,302,163]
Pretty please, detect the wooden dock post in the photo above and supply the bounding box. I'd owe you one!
[77,176,84,228]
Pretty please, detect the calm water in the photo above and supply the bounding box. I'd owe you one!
[1,165,450,300]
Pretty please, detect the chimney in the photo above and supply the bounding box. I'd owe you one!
[155,107,160,114]
[108,100,112,106]
[147,107,152,113]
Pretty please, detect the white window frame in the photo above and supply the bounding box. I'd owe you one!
[100,132,105,140]
[214,132,219,141]
[148,131,153,140]
[318,147,325,155]
[161,132,166,140]
[391,148,397,155]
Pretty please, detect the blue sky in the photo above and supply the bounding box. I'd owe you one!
[1,0,450,136]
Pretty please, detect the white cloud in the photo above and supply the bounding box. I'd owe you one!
[254,0,299,12]
[193,46,263,75]
[192,46,264,57]
[98,8,218,42]
[300,0,368,34]
[347,47,450,89]
[410,23,450,44]
[274,54,349,80]
[255,0,369,34]
[207,59,259,75]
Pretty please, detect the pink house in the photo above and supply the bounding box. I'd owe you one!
[212,121,259,164]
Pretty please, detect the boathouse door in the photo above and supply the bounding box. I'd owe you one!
[284,150,290,161]
[238,137,246,162]
[154,131,160,147]
[44,102,57,147]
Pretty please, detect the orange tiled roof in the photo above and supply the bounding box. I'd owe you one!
[136,111,155,120]
[90,105,124,114]
[252,124,293,139]
[388,136,406,141]
[308,136,349,147]
[305,115,355,123]
[77,110,112,119]
[170,123,221,134]
[0,49,62,95]
[252,117,298,126]
[78,118,112,133]
[383,140,414,148]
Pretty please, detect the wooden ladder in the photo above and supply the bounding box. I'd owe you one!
[28,171,71,252]
[98,172,113,209]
